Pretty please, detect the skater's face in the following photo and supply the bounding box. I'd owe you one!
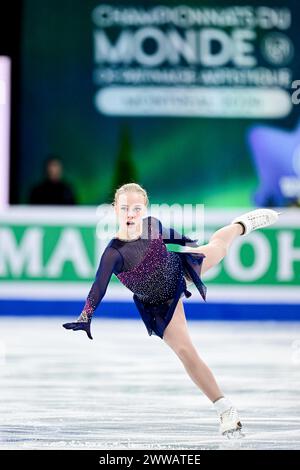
[114,192,147,231]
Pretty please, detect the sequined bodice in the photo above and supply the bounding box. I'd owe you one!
[80,215,200,316]
[117,234,182,304]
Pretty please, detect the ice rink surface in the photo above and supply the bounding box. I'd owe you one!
[0,316,299,450]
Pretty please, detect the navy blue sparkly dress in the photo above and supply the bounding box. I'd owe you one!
[82,216,207,339]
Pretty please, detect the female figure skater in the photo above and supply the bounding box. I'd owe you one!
[63,183,279,438]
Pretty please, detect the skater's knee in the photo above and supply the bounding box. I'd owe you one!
[176,342,198,362]
[164,335,192,358]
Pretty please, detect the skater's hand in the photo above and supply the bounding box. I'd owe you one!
[62,316,93,340]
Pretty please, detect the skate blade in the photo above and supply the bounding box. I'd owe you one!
[222,427,245,439]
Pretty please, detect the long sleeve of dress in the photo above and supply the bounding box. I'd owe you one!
[155,217,200,247]
[80,246,123,318]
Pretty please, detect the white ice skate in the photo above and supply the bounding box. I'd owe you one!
[213,397,245,439]
[231,208,280,235]
[219,406,245,439]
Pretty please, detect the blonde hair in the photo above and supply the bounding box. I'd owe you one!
[112,183,149,207]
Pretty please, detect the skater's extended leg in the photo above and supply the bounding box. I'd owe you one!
[163,298,244,437]
[183,208,280,275]
[184,223,243,274]
[162,298,224,403]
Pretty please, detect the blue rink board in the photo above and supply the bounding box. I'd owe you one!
[0,300,299,321]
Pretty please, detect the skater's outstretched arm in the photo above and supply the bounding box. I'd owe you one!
[62,246,123,339]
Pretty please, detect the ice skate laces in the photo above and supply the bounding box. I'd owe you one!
[248,212,271,230]
[220,406,239,426]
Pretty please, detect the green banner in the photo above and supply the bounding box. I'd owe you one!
[0,208,299,302]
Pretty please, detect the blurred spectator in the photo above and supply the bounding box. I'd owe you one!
[29,156,77,205]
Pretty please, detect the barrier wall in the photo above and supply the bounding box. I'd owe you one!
[0,207,299,320]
